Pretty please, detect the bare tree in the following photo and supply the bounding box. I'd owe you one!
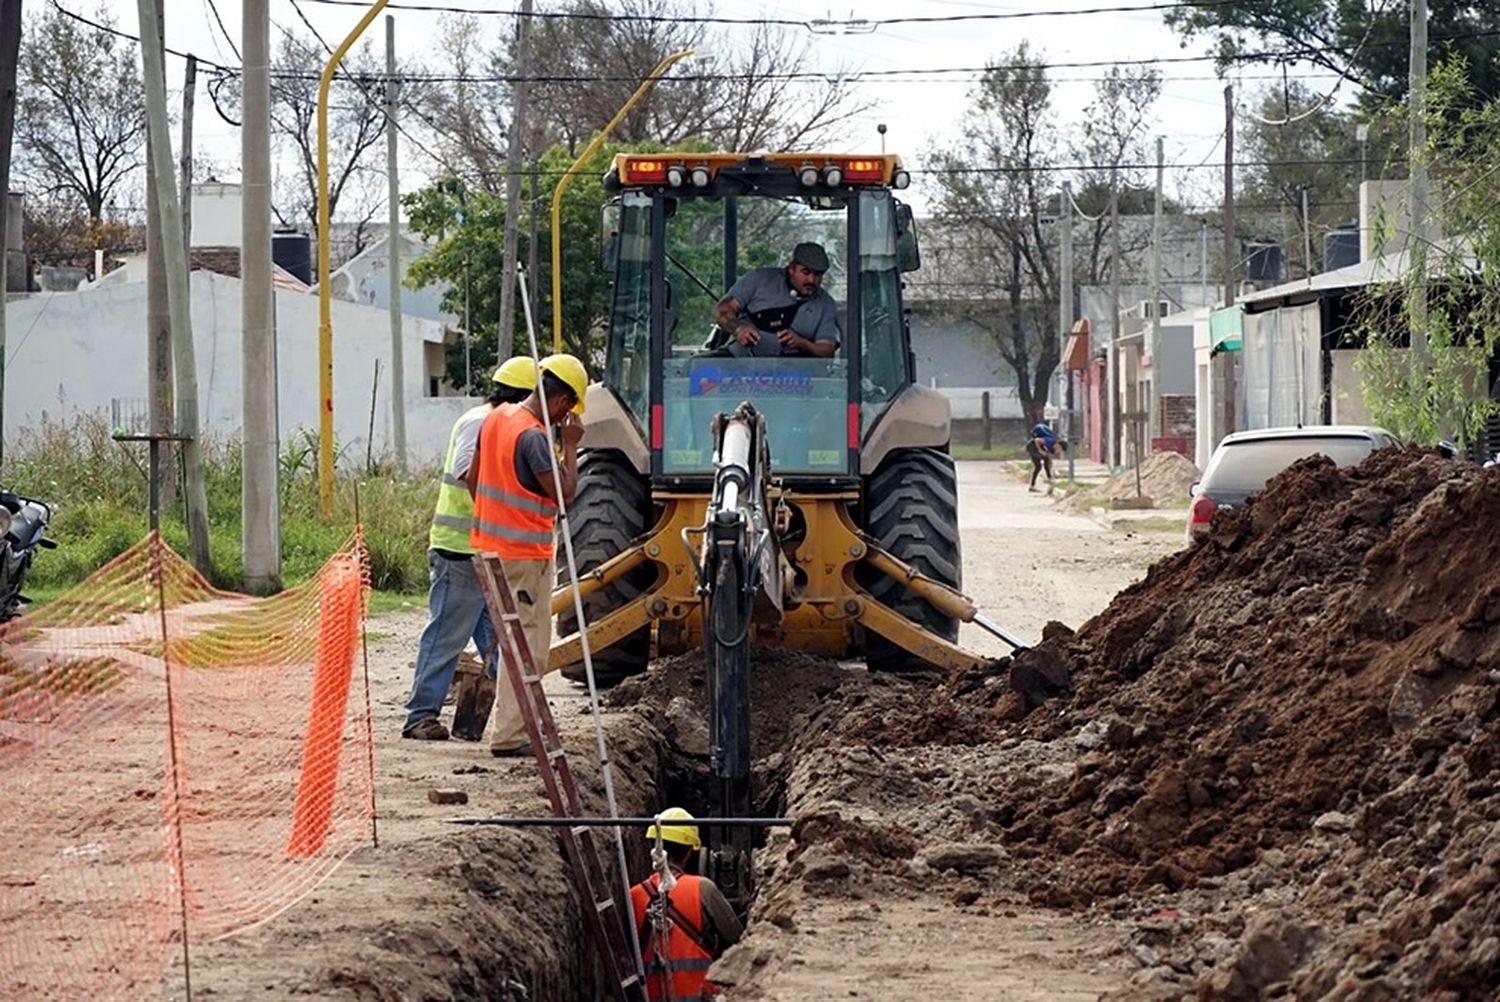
[268,29,404,249]
[419,0,867,183]
[928,43,1061,422]
[1070,66,1163,284]
[14,4,145,230]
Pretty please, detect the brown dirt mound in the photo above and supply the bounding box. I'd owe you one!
[1064,449,1200,509]
[977,448,1500,996]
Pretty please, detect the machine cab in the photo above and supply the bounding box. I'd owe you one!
[598,153,920,487]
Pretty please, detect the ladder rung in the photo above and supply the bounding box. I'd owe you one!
[620,974,641,987]
[595,897,615,913]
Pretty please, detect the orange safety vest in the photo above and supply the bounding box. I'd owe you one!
[469,404,558,560]
[630,873,717,1002]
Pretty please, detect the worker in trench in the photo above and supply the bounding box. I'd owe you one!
[631,808,744,1000]
[466,353,589,756]
[401,357,538,742]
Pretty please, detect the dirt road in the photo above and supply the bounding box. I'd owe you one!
[175,460,1185,1001]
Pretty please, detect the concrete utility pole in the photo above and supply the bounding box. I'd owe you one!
[1408,0,1430,401]
[143,3,175,503]
[1059,180,1074,481]
[242,0,280,592]
[179,55,196,253]
[1107,171,1121,470]
[385,14,406,468]
[1223,85,1236,309]
[498,0,534,354]
[1222,84,1238,440]
[137,0,212,575]
[1149,135,1164,445]
[0,0,21,469]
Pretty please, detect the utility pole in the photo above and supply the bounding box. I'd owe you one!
[1059,180,1074,481]
[144,2,175,504]
[1408,0,1430,410]
[1107,170,1121,470]
[0,0,21,469]
[1222,84,1238,439]
[137,0,212,575]
[385,14,406,468]
[179,55,196,254]
[242,0,280,592]
[1300,187,1313,279]
[1149,135,1164,446]
[498,0,533,355]
[1223,85,1236,309]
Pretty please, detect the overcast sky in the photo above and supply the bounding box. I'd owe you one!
[83,0,1352,214]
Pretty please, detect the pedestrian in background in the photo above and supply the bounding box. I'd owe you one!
[1027,421,1066,495]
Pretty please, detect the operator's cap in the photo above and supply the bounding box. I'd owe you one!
[646,807,701,850]
[792,242,829,274]
[492,356,538,391]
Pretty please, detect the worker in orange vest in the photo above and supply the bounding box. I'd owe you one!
[631,808,744,1000]
[466,353,588,756]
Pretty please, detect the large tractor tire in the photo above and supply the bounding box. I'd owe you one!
[859,447,962,673]
[556,450,654,687]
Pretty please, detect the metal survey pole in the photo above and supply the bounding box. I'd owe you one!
[317,0,391,518]
[385,14,406,468]
[551,50,694,350]
[499,0,533,353]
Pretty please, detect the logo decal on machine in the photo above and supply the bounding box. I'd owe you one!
[689,367,814,397]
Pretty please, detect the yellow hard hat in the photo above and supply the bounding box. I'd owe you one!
[540,353,588,414]
[492,356,538,391]
[646,807,701,850]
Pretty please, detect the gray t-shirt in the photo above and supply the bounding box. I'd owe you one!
[726,267,840,357]
[514,427,553,496]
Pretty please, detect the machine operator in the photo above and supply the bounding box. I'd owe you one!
[711,242,840,358]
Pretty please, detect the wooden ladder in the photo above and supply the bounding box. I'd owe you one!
[473,553,646,1002]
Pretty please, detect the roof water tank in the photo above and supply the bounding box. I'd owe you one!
[272,230,312,285]
[1246,241,1283,283]
[1323,228,1360,271]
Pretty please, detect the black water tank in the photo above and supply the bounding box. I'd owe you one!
[1246,241,1283,283]
[1323,228,1359,271]
[272,230,312,285]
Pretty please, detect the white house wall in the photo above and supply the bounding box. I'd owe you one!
[4,274,476,468]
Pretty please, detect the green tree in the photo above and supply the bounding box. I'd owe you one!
[1164,1,1500,108]
[1355,60,1500,447]
[14,3,145,230]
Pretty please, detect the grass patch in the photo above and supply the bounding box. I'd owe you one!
[369,592,424,617]
[6,415,437,599]
[951,443,1029,462]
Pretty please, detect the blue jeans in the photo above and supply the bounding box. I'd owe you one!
[403,550,498,731]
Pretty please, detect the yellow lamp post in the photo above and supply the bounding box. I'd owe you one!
[317,0,390,517]
[549,50,695,352]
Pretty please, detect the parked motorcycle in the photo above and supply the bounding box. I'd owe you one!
[0,491,56,621]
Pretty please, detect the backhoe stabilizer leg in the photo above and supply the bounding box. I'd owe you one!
[548,592,657,671]
[550,542,652,617]
[845,595,993,673]
[859,543,1029,652]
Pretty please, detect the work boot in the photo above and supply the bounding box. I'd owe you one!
[490,742,534,758]
[402,718,450,741]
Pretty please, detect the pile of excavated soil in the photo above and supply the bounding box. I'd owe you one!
[963,449,1500,998]
[1064,451,1200,509]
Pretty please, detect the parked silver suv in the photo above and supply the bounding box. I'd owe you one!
[1188,425,1402,539]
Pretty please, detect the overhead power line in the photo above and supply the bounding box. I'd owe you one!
[293,0,1265,29]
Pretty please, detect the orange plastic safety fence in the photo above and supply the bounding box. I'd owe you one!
[0,531,375,1000]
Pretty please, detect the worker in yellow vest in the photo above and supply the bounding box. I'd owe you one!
[467,353,588,756]
[402,357,538,741]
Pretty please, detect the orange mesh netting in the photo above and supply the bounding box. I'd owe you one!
[0,532,375,999]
